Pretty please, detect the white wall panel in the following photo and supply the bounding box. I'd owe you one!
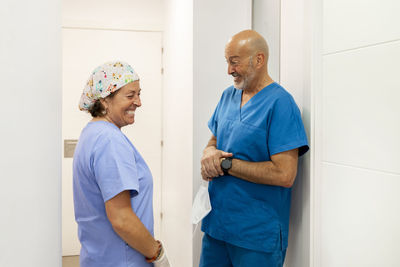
[320,163,400,267]
[313,0,400,266]
[63,0,164,31]
[253,0,280,82]
[279,0,312,266]
[323,0,400,54]
[0,0,61,266]
[322,41,400,174]
[280,0,305,108]
[163,0,193,266]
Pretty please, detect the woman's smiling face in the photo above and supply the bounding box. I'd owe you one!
[101,80,142,129]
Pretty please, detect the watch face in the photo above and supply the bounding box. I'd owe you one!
[221,158,232,170]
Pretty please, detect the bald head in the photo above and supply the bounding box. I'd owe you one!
[225,30,272,92]
[226,30,269,64]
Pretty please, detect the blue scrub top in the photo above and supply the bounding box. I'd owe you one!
[202,83,309,253]
[73,121,154,267]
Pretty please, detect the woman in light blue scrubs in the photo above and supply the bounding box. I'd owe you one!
[73,61,170,267]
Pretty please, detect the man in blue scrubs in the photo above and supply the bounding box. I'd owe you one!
[200,30,309,266]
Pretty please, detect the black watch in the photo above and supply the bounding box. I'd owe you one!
[221,157,233,175]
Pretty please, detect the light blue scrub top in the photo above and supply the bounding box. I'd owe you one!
[202,83,309,253]
[73,121,154,267]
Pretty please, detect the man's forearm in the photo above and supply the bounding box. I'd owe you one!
[227,149,299,188]
[205,136,217,150]
[228,159,290,187]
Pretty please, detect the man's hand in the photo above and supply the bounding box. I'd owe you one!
[201,145,233,181]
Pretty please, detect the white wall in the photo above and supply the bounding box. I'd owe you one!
[193,0,252,265]
[280,0,312,266]
[162,0,193,266]
[0,0,61,266]
[252,0,281,82]
[313,0,400,266]
[62,0,164,31]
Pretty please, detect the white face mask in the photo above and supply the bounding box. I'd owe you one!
[191,184,212,225]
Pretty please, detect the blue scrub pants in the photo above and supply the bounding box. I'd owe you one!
[199,234,286,267]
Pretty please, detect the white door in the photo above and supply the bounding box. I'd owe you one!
[62,28,163,255]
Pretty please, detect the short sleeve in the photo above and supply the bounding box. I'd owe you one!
[92,136,140,202]
[208,99,221,137]
[268,95,309,157]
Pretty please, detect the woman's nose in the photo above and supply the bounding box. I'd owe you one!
[134,96,141,107]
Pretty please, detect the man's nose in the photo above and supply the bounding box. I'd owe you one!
[227,64,234,75]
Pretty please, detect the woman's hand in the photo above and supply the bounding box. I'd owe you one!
[153,242,171,267]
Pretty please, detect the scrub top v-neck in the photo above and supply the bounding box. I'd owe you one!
[202,82,309,253]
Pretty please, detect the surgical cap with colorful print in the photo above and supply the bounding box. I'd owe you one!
[79,61,139,111]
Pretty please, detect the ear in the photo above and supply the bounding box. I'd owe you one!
[256,53,265,68]
[99,98,108,109]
